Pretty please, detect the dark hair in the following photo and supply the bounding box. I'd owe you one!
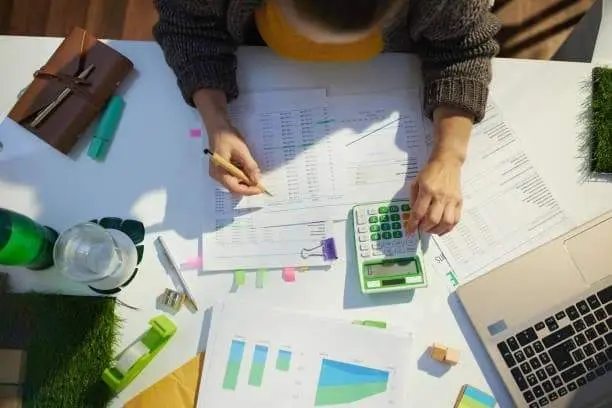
[292,0,399,32]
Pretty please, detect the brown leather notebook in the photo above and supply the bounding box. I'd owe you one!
[8,27,134,155]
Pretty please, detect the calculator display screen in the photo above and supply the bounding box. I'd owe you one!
[365,258,418,277]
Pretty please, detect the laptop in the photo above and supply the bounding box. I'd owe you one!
[458,211,612,408]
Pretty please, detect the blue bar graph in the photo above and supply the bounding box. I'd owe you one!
[248,345,269,387]
[222,340,246,390]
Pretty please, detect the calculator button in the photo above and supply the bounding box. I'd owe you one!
[371,242,380,249]
[357,210,366,218]
[359,235,368,242]
[373,250,382,256]
[382,232,392,240]
[366,281,381,288]
[368,216,378,223]
[401,204,410,211]
[360,243,369,250]
[371,233,381,241]
[381,223,391,231]
[379,215,390,222]
[402,212,411,220]
[393,231,402,238]
[367,208,377,215]
[389,205,399,212]
[378,207,389,214]
[392,222,401,230]
[357,226,367,233]
[370,225,380,232]
[356,217,365,225]
[390,213,400,221]
[361,251,370,258]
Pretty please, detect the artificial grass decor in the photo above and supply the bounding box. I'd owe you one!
[0,291,118,408]
[589,66,612,173]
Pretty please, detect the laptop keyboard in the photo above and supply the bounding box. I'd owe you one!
[496,284,612,407]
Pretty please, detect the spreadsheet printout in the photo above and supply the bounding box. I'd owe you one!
[203,89,334,270]
[433,103,574,284]
[245,91,428,225]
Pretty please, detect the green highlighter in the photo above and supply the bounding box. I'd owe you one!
[102,315,177,394]
[88,95,125,161]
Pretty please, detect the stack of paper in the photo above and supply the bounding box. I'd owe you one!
[197,299,414,408]
[202,88,573,282]
[432,104,573,285]
[202,89,428,271]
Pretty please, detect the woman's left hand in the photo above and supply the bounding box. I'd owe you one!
[405,105,473,236]
[406,157,463,236]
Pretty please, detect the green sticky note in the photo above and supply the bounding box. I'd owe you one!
[256,269,267,288]
[352,320,387,329]
[234,270,246,286]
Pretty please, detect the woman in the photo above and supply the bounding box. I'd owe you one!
[153,0,500,235]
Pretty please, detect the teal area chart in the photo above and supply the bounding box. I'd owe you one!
[315,359,390,406]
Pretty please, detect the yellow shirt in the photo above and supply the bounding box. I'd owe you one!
[255,1,383,62]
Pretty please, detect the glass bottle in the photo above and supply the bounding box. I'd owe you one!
[0,208,58,270]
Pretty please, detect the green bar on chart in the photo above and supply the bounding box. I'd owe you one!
[222,339,246,390]
[248,345,268,387]
[275,349,292,372]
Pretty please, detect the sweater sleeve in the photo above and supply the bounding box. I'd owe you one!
[153,0,238,105]
[409,0,501,123]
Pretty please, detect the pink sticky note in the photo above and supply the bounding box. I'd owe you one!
[282,267,296,283]
[181,256,203,270]
[189,128,202,138]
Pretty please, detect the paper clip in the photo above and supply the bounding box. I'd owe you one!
[300,237,337,261]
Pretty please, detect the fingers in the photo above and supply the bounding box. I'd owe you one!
[430,203,458,236]
[406,181,431,233]
[408,179,463,235]
[420,200,445,233]
[209,163,261,196]
[225,141,261,184]
[210,131,262,196]
[219,173,262,196]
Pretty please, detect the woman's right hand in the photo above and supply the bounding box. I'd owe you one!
[194,88,262,196]
[208,126,262,196]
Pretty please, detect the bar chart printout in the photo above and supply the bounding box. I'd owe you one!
[248,345,269,387]
[276,349,292,372]
[222,339,245,390]
[315,359,390,406]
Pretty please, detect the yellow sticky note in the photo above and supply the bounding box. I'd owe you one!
[125,353,204,408]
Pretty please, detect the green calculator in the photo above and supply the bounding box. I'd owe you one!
[351,200,427,294]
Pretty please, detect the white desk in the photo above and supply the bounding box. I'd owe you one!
[1,36,611,408]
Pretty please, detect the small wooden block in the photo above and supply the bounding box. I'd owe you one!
[430,343,448,363]
[0,385,22,408]
[444,348,461,365]
[0,350,27,385]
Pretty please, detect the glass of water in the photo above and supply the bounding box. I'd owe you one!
[53,222,126,285]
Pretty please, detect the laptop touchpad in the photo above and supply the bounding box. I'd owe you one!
[564,216,612,284]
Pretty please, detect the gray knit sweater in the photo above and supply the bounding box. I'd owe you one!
[153,0,501,122]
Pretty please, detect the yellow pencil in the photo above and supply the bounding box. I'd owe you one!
[204,149,272,196]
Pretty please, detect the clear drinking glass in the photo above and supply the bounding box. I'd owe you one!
[53,222,126,284]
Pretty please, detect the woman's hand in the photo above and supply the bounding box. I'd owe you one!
[406,157,463,235]
[209,127,262,196]
[406,105,474,235]
[194,88,262,196]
